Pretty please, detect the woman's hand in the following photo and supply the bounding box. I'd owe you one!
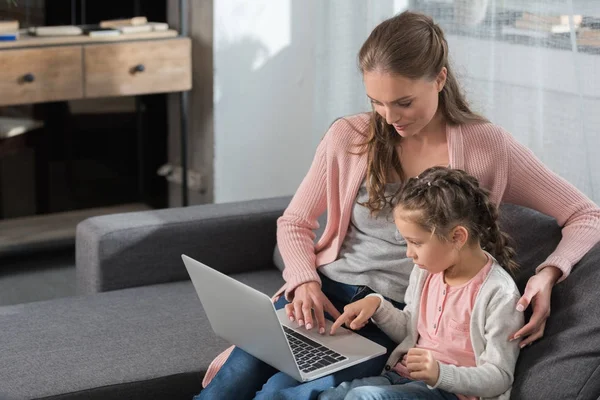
[285,281,341,335]
[329,296,381,335]
[512,266,562,348]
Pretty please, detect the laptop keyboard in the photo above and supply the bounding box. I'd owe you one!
[282,325,348,373]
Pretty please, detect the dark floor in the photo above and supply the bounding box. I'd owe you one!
[0,247,76,306]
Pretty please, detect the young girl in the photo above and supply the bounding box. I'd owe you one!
[320,166,524,400]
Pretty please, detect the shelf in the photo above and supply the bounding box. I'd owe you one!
[413,1,600,55]
[0,203,152,255]
[0,29,179,49]
[494,0,600,20]
[447,33,600,98]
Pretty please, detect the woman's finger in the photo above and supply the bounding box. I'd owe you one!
[311,299,326,334]
[512,318,540,341]
[302,302,314,330]
[512,301,549,340]
[516,285,537,312]
[294,300,304,326]
[519,324,545,348]
[285,303,295,322]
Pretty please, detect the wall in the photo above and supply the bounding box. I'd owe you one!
[167,0,404,205]
[212,0,319,203]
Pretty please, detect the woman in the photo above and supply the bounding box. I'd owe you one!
[196,11,600,400]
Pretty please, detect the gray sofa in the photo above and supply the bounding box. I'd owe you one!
[1,196,599,400]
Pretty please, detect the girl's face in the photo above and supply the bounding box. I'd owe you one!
[394,209,458,274]
[363,69,446,138]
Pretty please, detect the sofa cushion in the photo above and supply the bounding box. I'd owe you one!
[0,268,284,400]
[499,204,600,400]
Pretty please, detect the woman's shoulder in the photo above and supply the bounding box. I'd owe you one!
[322,112,371,147]
[458,121,512,148]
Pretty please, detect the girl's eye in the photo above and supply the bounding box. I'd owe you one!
[369,99,382,106]
[396,101,412,108]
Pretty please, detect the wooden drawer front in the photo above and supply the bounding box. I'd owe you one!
[0,46,83,106]
[84,38,191,98]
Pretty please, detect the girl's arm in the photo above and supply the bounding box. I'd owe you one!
[370,266,421,343]
[502,130,600,281]
[432,291,524,397]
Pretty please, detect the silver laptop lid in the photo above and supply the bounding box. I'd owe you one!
[182,254,301,381]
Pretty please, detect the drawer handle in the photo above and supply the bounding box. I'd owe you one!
[132,64,145,73]
[22,73,35,83]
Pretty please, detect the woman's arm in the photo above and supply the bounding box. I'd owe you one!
[277,120,343,299]
[502,130,600,281]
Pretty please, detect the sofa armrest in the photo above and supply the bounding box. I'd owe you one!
[76,196,291,294]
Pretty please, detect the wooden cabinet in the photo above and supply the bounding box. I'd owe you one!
[0,31,193,209]
[0,46,83,106]
[84,38,192,98]
[0,33,191,105]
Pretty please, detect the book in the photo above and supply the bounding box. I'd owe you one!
[81,25,120,37]
[578,28,600,40]
[0,19,19,33]
[514,19,574,34]
[100,16,147,29]
[117,24,152,34]
[577,37,600,47]
[148,22,169,31]
[501,25,551,39]
[115,23,169,35]
[28,25,83,36]
[520,12,583,26]
[0,31,18,41]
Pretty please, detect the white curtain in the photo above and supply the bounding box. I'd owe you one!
[313,0,600,202]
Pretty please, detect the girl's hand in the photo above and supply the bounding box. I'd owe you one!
[285,281,341,335]
[512,266,561,348]
[329,296,381,335]
[406,348,440,387]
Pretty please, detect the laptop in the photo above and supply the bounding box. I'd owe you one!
[182,254,387,382]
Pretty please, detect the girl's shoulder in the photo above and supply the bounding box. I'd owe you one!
[480,262,521,299]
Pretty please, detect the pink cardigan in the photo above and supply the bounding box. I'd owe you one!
[202,113,600,387]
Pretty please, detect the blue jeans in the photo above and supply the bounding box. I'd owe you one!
[318,371,458,400]
[195,273,405,400]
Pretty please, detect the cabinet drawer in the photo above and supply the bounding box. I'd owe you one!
[0,46,83,106]
[84,38,191,98]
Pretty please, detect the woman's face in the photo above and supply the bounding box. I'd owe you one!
[363,69,446,138]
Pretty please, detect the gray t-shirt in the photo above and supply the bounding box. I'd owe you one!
[319,181,413,302]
